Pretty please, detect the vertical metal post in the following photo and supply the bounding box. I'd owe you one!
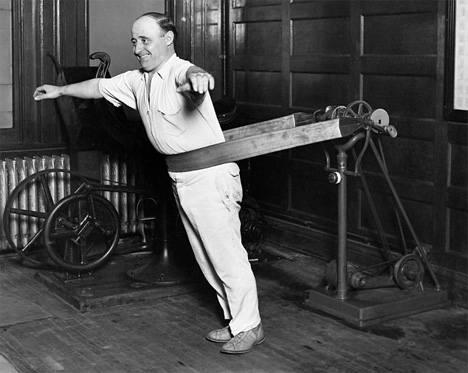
[336,149,348,300]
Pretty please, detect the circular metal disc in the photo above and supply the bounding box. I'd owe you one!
[370,108,390,127]
[393,254,424,289]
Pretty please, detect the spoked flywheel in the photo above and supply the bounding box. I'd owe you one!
[344,100,373,119]
[2,169,91,267]
[43,193,120,272]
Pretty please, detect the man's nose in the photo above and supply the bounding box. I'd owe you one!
[134,42,143,54]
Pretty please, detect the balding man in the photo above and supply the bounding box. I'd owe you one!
[33,12,264,354]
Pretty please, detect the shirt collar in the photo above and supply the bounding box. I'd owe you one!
[141,53,177,82]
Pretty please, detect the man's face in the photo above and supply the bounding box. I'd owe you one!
[131,16,171,74]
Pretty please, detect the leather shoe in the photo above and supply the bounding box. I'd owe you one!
[220,323,265,354]
[206,326,232,343]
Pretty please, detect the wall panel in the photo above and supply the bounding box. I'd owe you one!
[447,209,467,257]
[292,18,349,55]
[234,21,282,56]
[0,0,88,153]
[448,143,467,189]
[289,165,337,222]
[234,71,282,106]
[363,75,437,118]
[250,154,287,208]
[220,0,467,303]
[359,193,434,245]
[291,73,349,109]
[363,12,437,55]
[435,120,468,274]
[362,137,435,183]
[191,0,223,100]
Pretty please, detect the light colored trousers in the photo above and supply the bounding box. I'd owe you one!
[169,162,261,335]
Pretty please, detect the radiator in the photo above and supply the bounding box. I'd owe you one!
[100,153,139,236]
[0,153,141,253]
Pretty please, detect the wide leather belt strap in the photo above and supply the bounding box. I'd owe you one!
[165,114,363,173]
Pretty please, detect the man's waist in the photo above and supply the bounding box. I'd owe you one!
[165,142,234,172]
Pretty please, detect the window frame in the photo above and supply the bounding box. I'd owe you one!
[445,0,468,122]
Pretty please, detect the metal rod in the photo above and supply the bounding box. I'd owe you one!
[377,139,409,254]
[353,148,393,262]
[336,149,348,300]
[369,138,441,290]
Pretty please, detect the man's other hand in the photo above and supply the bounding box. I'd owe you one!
[177,72,215,95]
[33,85,62,101]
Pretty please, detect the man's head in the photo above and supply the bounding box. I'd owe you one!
[131,13,178,75]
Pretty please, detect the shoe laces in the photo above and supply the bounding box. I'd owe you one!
[229,331,247,345]
[215,327,229,337]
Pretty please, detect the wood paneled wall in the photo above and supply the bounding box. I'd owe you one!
[1,0,466,304]
[179,0,467,303]
[172,0,224,101]
[0,0,88,153]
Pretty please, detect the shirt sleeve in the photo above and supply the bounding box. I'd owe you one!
[173,59,194,87]
[171,58,208,106]
[98,71,138,110]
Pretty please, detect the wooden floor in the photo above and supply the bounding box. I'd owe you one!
[0,243,467,373]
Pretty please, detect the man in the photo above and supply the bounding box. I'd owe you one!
[33,12,264,354]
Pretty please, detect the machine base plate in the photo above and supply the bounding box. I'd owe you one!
[34,251,201,312]
[304,285,449,327]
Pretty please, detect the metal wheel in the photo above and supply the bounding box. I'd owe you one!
[43,193,120,272]
[2,169,91,267]
[393,254,425,289]
[344,100,373,119]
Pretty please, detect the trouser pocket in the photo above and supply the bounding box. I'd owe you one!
[215,163,243,211]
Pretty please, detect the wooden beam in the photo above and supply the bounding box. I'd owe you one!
[223,113,313,141]
[166,115,363,172]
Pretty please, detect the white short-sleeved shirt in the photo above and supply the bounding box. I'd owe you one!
[98,54,225,155]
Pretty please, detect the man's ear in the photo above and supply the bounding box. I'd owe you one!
[165,31,174,46]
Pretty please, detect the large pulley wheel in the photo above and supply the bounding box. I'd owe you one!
[43,193,120,272]
[393,254,425,289]
[2,169,91,267]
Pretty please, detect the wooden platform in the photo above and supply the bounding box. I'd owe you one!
[33,251,202,312]
[305,285,449,327]
[0,243,466,373]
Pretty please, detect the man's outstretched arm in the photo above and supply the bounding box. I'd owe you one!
[176,66,215,106]
[33,78,103,101]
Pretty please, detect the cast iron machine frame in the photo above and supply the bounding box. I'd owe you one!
[2,168,154,272]
[304,101,448,326]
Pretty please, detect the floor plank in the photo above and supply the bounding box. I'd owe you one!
[0,245,466,373]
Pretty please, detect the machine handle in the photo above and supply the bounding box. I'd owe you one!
[369,108,398,138]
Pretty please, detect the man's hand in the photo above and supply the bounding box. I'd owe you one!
[33,79,102,101]
[33,85,62,101]
[176,70,215,95]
